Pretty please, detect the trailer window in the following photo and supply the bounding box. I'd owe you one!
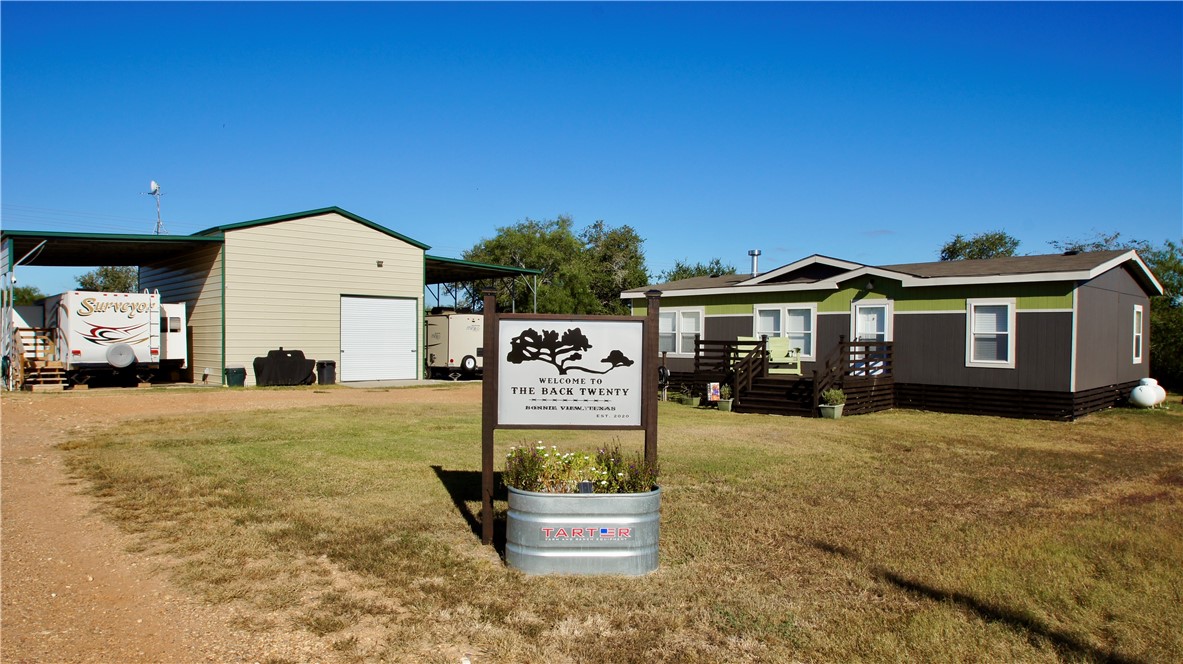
[168,317,182,333]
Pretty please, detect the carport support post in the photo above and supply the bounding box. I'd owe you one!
[480,289,499,545]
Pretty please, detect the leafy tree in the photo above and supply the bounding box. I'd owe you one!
[1142,240,1183,389]
[656,258,737,283]
[1049,230,1151,255]
[77,266,138,293]
[579,221,649,315]
[939,231,1021,261]
[463,216,648,315]
[12,285,45,306]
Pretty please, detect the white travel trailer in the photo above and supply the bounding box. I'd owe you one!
[18,290,187,385]
[425,310,483,379]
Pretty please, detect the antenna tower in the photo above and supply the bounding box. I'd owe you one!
[145,180,167,235]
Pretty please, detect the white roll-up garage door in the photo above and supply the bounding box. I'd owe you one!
[340,296,418,381]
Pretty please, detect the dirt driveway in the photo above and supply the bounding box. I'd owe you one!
[1,383,481,663]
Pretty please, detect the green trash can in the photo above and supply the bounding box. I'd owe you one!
[224,365,247,387]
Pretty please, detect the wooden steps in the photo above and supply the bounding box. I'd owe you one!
[734,376,814,417]
[15,329,68,391]
[22,359,67,391]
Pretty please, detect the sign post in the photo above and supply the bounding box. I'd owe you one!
[481,289,662,546]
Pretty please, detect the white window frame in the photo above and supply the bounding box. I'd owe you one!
[659,307,704,356]
[849,299,893,343]
[1132,304,1144,364]
[965,298,1016,369]
[754,304,817,360]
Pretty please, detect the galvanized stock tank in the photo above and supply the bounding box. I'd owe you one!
[506,486,661,576]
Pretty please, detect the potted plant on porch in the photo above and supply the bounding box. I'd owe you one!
[503,444,661,576]
[717,384,734,412]
[819,387,846,419]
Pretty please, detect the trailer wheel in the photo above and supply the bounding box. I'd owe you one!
[106,344,137,368]
[461,355,477,373]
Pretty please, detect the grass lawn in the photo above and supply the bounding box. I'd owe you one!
[62,391,1183,663]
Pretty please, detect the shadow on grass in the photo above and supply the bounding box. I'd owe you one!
[430,465,506,557]
[809,539,1142,664]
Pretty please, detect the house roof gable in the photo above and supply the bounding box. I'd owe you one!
[737,254,865,285]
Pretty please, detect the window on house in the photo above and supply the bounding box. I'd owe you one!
[755,306,816,358]
[659,309,702,354]
[966,299,1015,368]
[659,311,677,354]
[680,311,701,354]
[1133,305,1143,364]
[756,309,781,338]
[786,308,813,357]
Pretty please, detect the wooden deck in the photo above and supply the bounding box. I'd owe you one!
[667,336,1132,421]
[665,336,895,418]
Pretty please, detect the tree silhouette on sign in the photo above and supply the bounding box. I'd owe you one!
[506,327,634,375]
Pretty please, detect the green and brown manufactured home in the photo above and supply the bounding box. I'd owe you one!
[622,250,1163,420]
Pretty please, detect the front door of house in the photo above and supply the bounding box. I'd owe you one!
[851,301,891,376]
[854,303,888,342]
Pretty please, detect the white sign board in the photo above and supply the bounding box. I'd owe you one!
[497,319,644,426]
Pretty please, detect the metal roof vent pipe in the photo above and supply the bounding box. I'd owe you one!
[748,249,762,276]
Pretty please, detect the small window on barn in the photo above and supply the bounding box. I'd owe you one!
[1133,305,1143,364]
[966,299,1015,369]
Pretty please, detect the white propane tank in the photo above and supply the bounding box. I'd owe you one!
[1139,378,1168,405]
[1129,385,1157,408]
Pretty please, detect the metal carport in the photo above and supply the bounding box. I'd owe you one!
[3,228,539,389]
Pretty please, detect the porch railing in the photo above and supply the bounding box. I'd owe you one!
[813,336,894,413]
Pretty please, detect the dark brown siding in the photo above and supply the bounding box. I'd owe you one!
[1075,267,1151,391]
[659,355,696,373]
[704,315,752,340]
[893,311,1071,392]
[803,314,851,374]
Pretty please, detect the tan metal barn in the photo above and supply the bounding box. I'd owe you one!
[2,207,538,388]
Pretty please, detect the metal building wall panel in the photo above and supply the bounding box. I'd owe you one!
[139,243,224,383]
[221,212,423,385]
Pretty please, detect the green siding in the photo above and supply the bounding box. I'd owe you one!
[631,280,1074,317]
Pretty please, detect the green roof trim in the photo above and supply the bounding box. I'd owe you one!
[193,206,431,250]
[1,229,223,243]
[425,254,543,276]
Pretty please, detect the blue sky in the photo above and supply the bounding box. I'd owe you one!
[3,1,1180,294]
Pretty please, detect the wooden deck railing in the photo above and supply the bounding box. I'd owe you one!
[685,336,895,416]
[18,327,56,363]
[692,337,773,398]
[813,336,894,413]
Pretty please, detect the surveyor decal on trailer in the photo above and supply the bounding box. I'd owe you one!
[35,290,188,384]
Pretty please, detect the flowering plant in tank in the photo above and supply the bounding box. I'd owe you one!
[503,443,659,494]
